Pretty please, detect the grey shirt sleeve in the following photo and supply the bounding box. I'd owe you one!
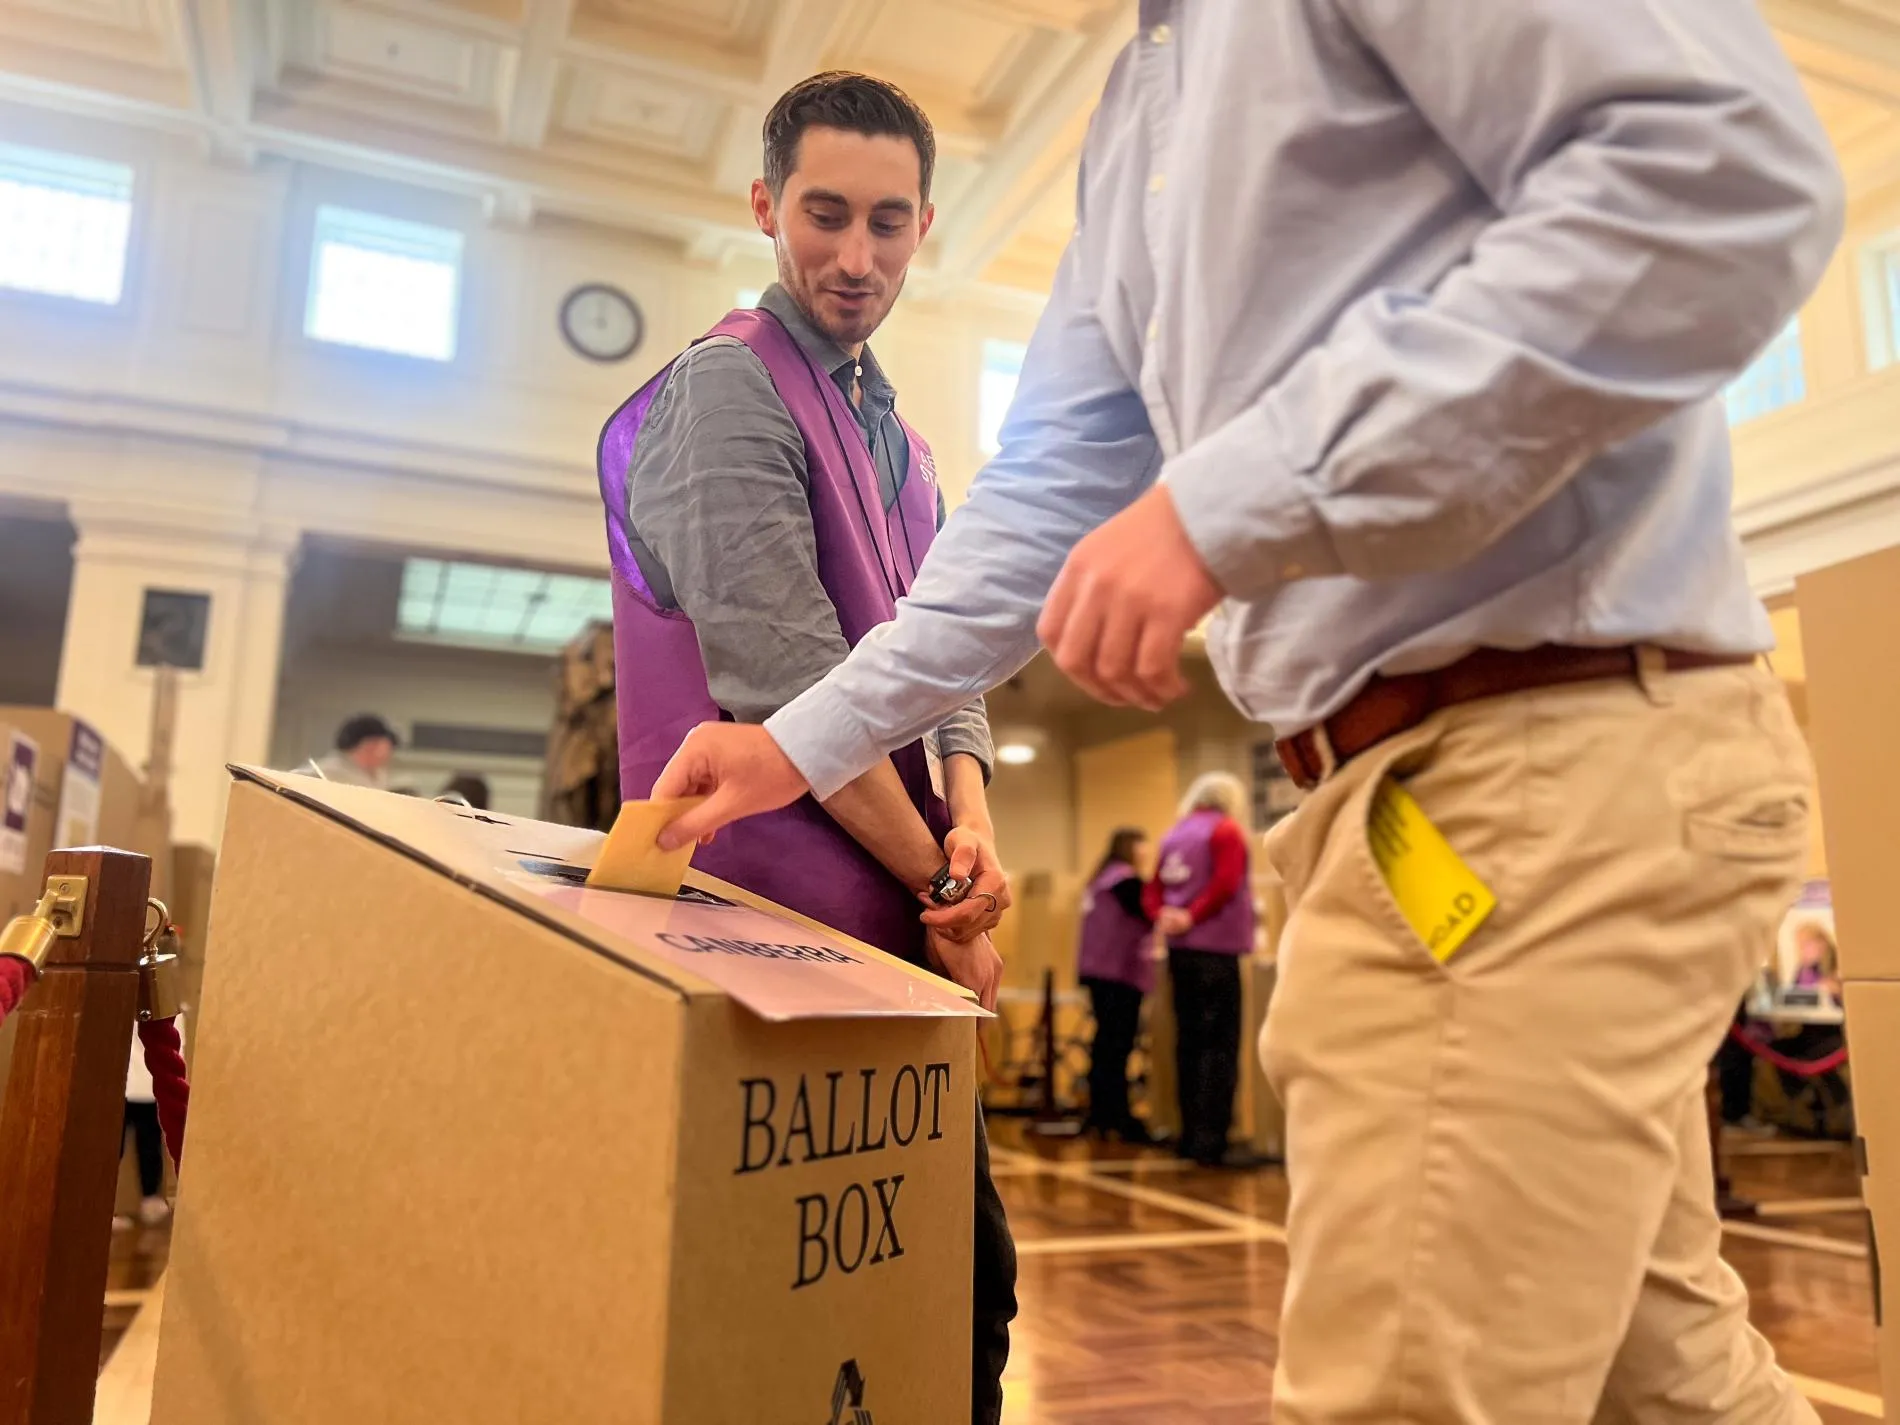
[931,478,994,781]
[935,695,993,782]
[625,338,852,725]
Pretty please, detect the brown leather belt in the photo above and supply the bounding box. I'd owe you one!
[1275,645,1756,791]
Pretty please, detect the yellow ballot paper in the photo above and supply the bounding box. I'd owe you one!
[1366,776,1495,963]
[586,796,707,897]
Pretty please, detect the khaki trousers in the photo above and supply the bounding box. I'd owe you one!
[1260,662,1818,1425]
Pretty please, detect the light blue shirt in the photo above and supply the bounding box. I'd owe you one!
[769,0,1845,800]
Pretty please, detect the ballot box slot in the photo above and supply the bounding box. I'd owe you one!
[512,855,743,912]
[228,764,690,1002]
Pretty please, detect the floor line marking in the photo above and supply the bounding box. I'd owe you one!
[995,1150,1291,1242]
[1755,1197,1866,1219]
[1725,1139,1850,1157]
[1062,1168,1290,1242]
[1002,1148,1864,1264]
[1068,1157,1196,1176]
[1721,1220,1868,1259]
[1788,1371,1884,1417]
[1018,1228,1261,1257]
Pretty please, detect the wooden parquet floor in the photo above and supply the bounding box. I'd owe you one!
[990,1121,1883,1423]
[93,1126,1882,1422]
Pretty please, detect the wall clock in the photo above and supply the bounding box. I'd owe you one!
[560,283,643,363]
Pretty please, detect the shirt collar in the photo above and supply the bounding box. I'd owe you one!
[757,282,897,410]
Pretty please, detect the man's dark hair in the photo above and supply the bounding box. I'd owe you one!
[335,713,400,752]
[763,71,935,203]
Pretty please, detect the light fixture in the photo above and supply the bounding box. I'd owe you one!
[996,742,1038,766]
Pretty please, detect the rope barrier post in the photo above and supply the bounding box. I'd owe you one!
[0,847,153,1425]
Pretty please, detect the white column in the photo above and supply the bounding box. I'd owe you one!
[57,500,300,847]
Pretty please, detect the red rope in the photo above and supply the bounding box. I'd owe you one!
[0,956,32,1025]
[0,956,31,1022]
[1728,1023,1849,1078]
[138,1017,190,1167]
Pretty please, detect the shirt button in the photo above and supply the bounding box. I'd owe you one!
[1150,22,1172,44]
[1149,172,1166,194]
[1146,317,1159,342]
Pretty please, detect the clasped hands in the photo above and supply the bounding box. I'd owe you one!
[919,822,1007,1012]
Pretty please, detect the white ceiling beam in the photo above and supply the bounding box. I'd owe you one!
[932,0,1112,33]
[501,0,573,148]
[172,0,247,120]
[930,1,1130,282]
[246,100,766,247]
[172,0,259,161]
[707,0,853,196]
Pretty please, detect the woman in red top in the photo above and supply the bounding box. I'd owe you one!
[1146,773,1256,1167]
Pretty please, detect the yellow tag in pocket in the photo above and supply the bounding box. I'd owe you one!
[1366,777,1496,963]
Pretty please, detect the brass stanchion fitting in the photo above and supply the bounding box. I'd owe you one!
[0,875,89,976]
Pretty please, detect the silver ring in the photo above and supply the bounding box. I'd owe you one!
[975,892,1000,915]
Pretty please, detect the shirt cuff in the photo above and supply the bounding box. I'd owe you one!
[765,677,883,802]
[1160,426,1344,600]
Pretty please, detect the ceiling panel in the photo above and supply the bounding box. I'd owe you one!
[571,0,778,58]
[834,2,1025,108]
[322,10,479,95]
[559,65,727,160]
[0,0,180,69]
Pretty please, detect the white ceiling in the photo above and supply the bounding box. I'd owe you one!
[0,0,1896,294]
[0,0,1128,290]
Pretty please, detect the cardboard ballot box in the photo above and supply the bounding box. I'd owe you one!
[150,768,985,1425]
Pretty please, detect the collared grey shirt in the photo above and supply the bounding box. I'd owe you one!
[766,0,1844,800]
[626,283,992,777]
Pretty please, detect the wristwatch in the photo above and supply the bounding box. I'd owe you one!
[927,863,973,907]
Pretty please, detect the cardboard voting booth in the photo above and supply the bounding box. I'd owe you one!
[1799,547,1900,1410]
[150,767,986,1425]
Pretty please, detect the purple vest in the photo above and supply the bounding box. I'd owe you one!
[1156,810,1255,955]
[1076,860,1155,994]
[597,307,948,964]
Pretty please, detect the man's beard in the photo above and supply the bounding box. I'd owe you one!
[776,247,902,346]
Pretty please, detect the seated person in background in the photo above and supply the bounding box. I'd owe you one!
[1787,921,1841,1000]
[440,771,491,810]
[306,713,400,790]
[1774,921,1850,1136]
[1078,826,1157,1143]
[1145,774,1255,1168]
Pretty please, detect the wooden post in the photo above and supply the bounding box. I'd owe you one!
[0,847,153,1425]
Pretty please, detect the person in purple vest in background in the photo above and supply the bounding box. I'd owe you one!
[595,72,1016,1424]
[1076,827,1157,1143]
[1146,773,1256,1168]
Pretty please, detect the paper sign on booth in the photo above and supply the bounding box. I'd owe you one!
[519,879,986,1023]
[1,732,35,876]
